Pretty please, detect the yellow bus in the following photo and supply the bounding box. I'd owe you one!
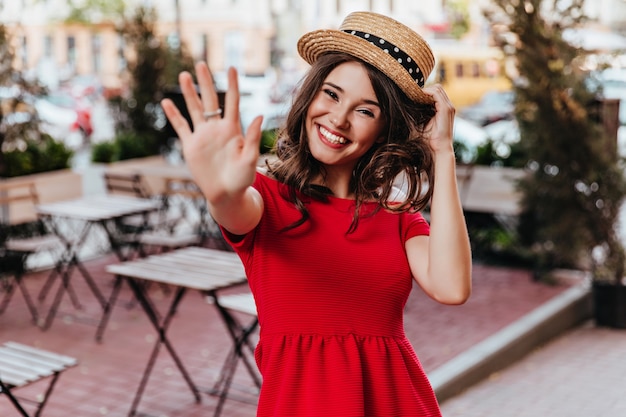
[429,43,512,109]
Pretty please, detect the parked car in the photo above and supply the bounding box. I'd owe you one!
[34,92,93,149]
[0,84,95,150]
[61,74,104,102]
[458,90,515,127]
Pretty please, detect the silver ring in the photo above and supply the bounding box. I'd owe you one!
[203,108,222,120]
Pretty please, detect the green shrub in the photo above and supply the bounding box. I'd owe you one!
[116,131,158,160]
[2,135,73,177]
[474,139,527,168]
[465,212,533,267]
[90,131,161,163]
[260,129,278,154]
[91,141,118,163]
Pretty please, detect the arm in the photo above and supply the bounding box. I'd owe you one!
[406,84,472,305]
[160,62,264,235]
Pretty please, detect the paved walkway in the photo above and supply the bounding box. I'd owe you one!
[1,243,617,417]
[440,321,626,417]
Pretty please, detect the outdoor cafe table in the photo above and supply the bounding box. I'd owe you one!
[35,194,162,331]
[104,246,254,417]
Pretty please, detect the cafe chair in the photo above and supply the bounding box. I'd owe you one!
[210,292,261,416]
[103,171,200,256]
[103,171,163,234]
[0,341,77,417]
[103,171,152,199]
[132,176,204,255]
[0,181,68,325]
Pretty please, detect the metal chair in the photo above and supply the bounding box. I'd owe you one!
[0,181,67,325]
[0,341,77,417]
[103,171,200,256]
[134,176,204,254]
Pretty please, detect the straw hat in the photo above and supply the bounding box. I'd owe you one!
[297,11,435,104]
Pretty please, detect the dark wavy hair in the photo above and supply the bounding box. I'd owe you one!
[267,52,437,233]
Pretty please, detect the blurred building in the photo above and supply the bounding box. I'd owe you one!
[0,0,448,92]
[0,0,625,94]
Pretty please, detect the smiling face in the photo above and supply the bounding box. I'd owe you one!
[305,61,387,174]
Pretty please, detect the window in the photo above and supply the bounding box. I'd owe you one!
[44,35,53,59]
[201,33,209,63]
[224,31,244,73]
[19,36,27,68]
[92,34,102,73]
[455,62,464,78]
[118,34,126,72]
[67,36,76,71]
[471,62,480,78]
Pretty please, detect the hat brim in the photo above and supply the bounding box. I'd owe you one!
[298,29,434,105]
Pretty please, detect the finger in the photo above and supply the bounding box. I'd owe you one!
[242,115,264,162]
[437,87,454,113]
[196,62,220,116]
[223,67,241,124]
[427,84,455,113]
[161,98,193,139]
[179,71,205,127]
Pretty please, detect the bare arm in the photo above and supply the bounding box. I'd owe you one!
[406,84,472,305]
[160,62,264,235]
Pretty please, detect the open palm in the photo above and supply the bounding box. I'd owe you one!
[161,63,263,204]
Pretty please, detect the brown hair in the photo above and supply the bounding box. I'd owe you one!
[267,52,436,233]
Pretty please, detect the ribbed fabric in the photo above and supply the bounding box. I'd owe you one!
[223,172,441,417]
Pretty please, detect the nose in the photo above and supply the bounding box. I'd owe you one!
[330,108,350,129]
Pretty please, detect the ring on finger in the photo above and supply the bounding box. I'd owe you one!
[203,108,222,120]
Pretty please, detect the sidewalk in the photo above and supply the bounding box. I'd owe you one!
[440,321,626,417]
[0,248,592,417]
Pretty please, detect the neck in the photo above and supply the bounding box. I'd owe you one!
[314,166,354,199]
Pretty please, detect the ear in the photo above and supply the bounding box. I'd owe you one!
[375,135,386,144]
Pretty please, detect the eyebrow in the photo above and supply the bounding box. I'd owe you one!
[323,82,381,107]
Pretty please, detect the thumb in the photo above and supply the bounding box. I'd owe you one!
[243,115,264,160]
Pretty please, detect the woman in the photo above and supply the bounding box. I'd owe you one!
[162,11,472,417]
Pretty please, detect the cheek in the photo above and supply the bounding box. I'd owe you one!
[307,96,325,117]
[356,122,386,147]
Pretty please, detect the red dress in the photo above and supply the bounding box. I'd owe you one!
[223,172,442,417]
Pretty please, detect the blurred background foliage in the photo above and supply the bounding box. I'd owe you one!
[0,22,73,177]
[93,4,195,163]
[480,0,626,281]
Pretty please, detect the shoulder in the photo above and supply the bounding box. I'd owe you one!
[253,167,288,204]
[254,167,278,187]
[400,210,430,240]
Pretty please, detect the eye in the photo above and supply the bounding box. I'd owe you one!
[358,108,376,118]
[323,88,339,100]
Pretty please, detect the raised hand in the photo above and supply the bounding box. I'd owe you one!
[160,62,264,205]
[422,84,456,157]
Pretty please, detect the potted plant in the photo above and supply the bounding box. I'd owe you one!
[591,237,626,328]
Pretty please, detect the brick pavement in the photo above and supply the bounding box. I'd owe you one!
[440,321,626,417]
[0,250,578,417]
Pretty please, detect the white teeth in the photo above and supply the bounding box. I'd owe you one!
[320,126,347,145]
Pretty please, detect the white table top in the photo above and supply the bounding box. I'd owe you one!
[105,246,247,291]
[36,194,161,221]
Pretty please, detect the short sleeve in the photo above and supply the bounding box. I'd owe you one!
[218,172,268,254]
[400,211,430,242]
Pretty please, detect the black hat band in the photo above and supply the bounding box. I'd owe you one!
[343,29,425,87]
